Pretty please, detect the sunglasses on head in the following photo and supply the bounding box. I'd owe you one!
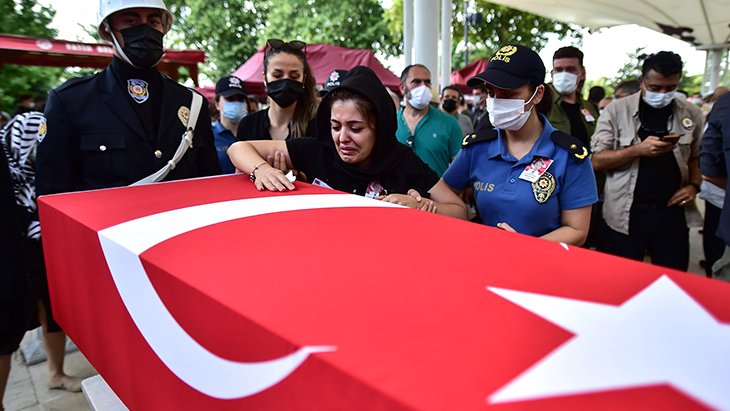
[266,39,306,53]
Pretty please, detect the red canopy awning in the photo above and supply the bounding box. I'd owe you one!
[230,43,401,96]
[450,58,489,94]
[0,33,205,86]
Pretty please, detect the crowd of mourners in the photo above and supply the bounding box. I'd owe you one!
[2,0,730,408]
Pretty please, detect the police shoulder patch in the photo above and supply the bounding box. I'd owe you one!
[37,117,47,143]
[462,128,498,147]
[550,130,590,161]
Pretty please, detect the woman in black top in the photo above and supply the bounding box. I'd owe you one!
[236,39,317,141]
[228,66,466,218]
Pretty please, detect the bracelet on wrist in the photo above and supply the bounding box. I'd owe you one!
[249,161,268,183]
[688,182,701,193]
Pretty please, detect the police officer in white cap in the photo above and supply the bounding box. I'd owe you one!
[37,0,220,196]
[32,3,220,391]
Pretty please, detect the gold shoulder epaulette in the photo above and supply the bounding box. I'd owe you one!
[550,130,590,161]
[462,128,498,147]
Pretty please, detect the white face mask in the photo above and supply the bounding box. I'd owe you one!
[408,85,432,110]
[552,72,578,95]
[643,89,676,108]
[487,87,539,131]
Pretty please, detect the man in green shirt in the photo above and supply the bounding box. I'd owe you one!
[549,46,602,248]
[396,64,463,176]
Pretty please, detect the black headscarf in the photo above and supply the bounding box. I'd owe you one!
[315,66,409,183]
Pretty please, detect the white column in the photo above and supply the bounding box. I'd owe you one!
[404,0,414,67]
[440,0,452,91]
[414,0,440,95]
[709,49,723,91]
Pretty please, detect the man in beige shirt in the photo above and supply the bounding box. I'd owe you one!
[591,51,703,271]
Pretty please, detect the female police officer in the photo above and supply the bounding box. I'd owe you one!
[441,44,598,245]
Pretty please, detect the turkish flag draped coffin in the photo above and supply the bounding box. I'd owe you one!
[38,175,729,411]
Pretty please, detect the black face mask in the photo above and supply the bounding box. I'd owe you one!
[266,78,305,108]
[118,24,165,69]
[442,99,458,112]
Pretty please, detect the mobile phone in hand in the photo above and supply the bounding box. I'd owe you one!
[660,134,681,144]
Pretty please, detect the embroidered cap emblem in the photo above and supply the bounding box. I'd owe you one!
[228,77,243,89]
[492,45,518,63]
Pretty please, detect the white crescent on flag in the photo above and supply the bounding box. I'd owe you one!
[97,194,400,399]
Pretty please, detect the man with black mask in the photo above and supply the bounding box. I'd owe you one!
[37,0,220,195]
[440,85,473,135]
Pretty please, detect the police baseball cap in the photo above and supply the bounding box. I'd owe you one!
[215,76,247,97]
[319,69,349,97]
[467,44,546,89]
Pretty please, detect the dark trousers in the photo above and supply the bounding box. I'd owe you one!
[598,205,689,271]
[583,201,603,249]
[703,201,725,277]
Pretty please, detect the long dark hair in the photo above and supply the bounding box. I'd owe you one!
[263,45,317,137]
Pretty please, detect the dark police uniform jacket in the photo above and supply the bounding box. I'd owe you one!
[36,65,221,196]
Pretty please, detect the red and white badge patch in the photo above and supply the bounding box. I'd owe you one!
[581,107,595,122]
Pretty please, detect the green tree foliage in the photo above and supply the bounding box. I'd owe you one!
[584,77,612,99]
[453,2,583,68]
[384,0,584,70]
[383,0,404,52]
[163,0,398,80]
[679,74,702,96]
[604,47,702,96]
[264,0,398,57]
[164,0,268,80]
[0,0,63,112]
[611,47,645,87]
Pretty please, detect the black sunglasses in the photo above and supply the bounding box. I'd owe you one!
[406,135,414,149]
[266,39,306,53]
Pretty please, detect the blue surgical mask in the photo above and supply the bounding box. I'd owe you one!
[222,101,247,123]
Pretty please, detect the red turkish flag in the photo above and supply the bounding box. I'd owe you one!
[38,175,729,410]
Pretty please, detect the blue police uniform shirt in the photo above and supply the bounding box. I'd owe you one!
[443,114,598,237]
[212,120,236,174]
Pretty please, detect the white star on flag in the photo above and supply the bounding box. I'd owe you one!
[487,275,730,409]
